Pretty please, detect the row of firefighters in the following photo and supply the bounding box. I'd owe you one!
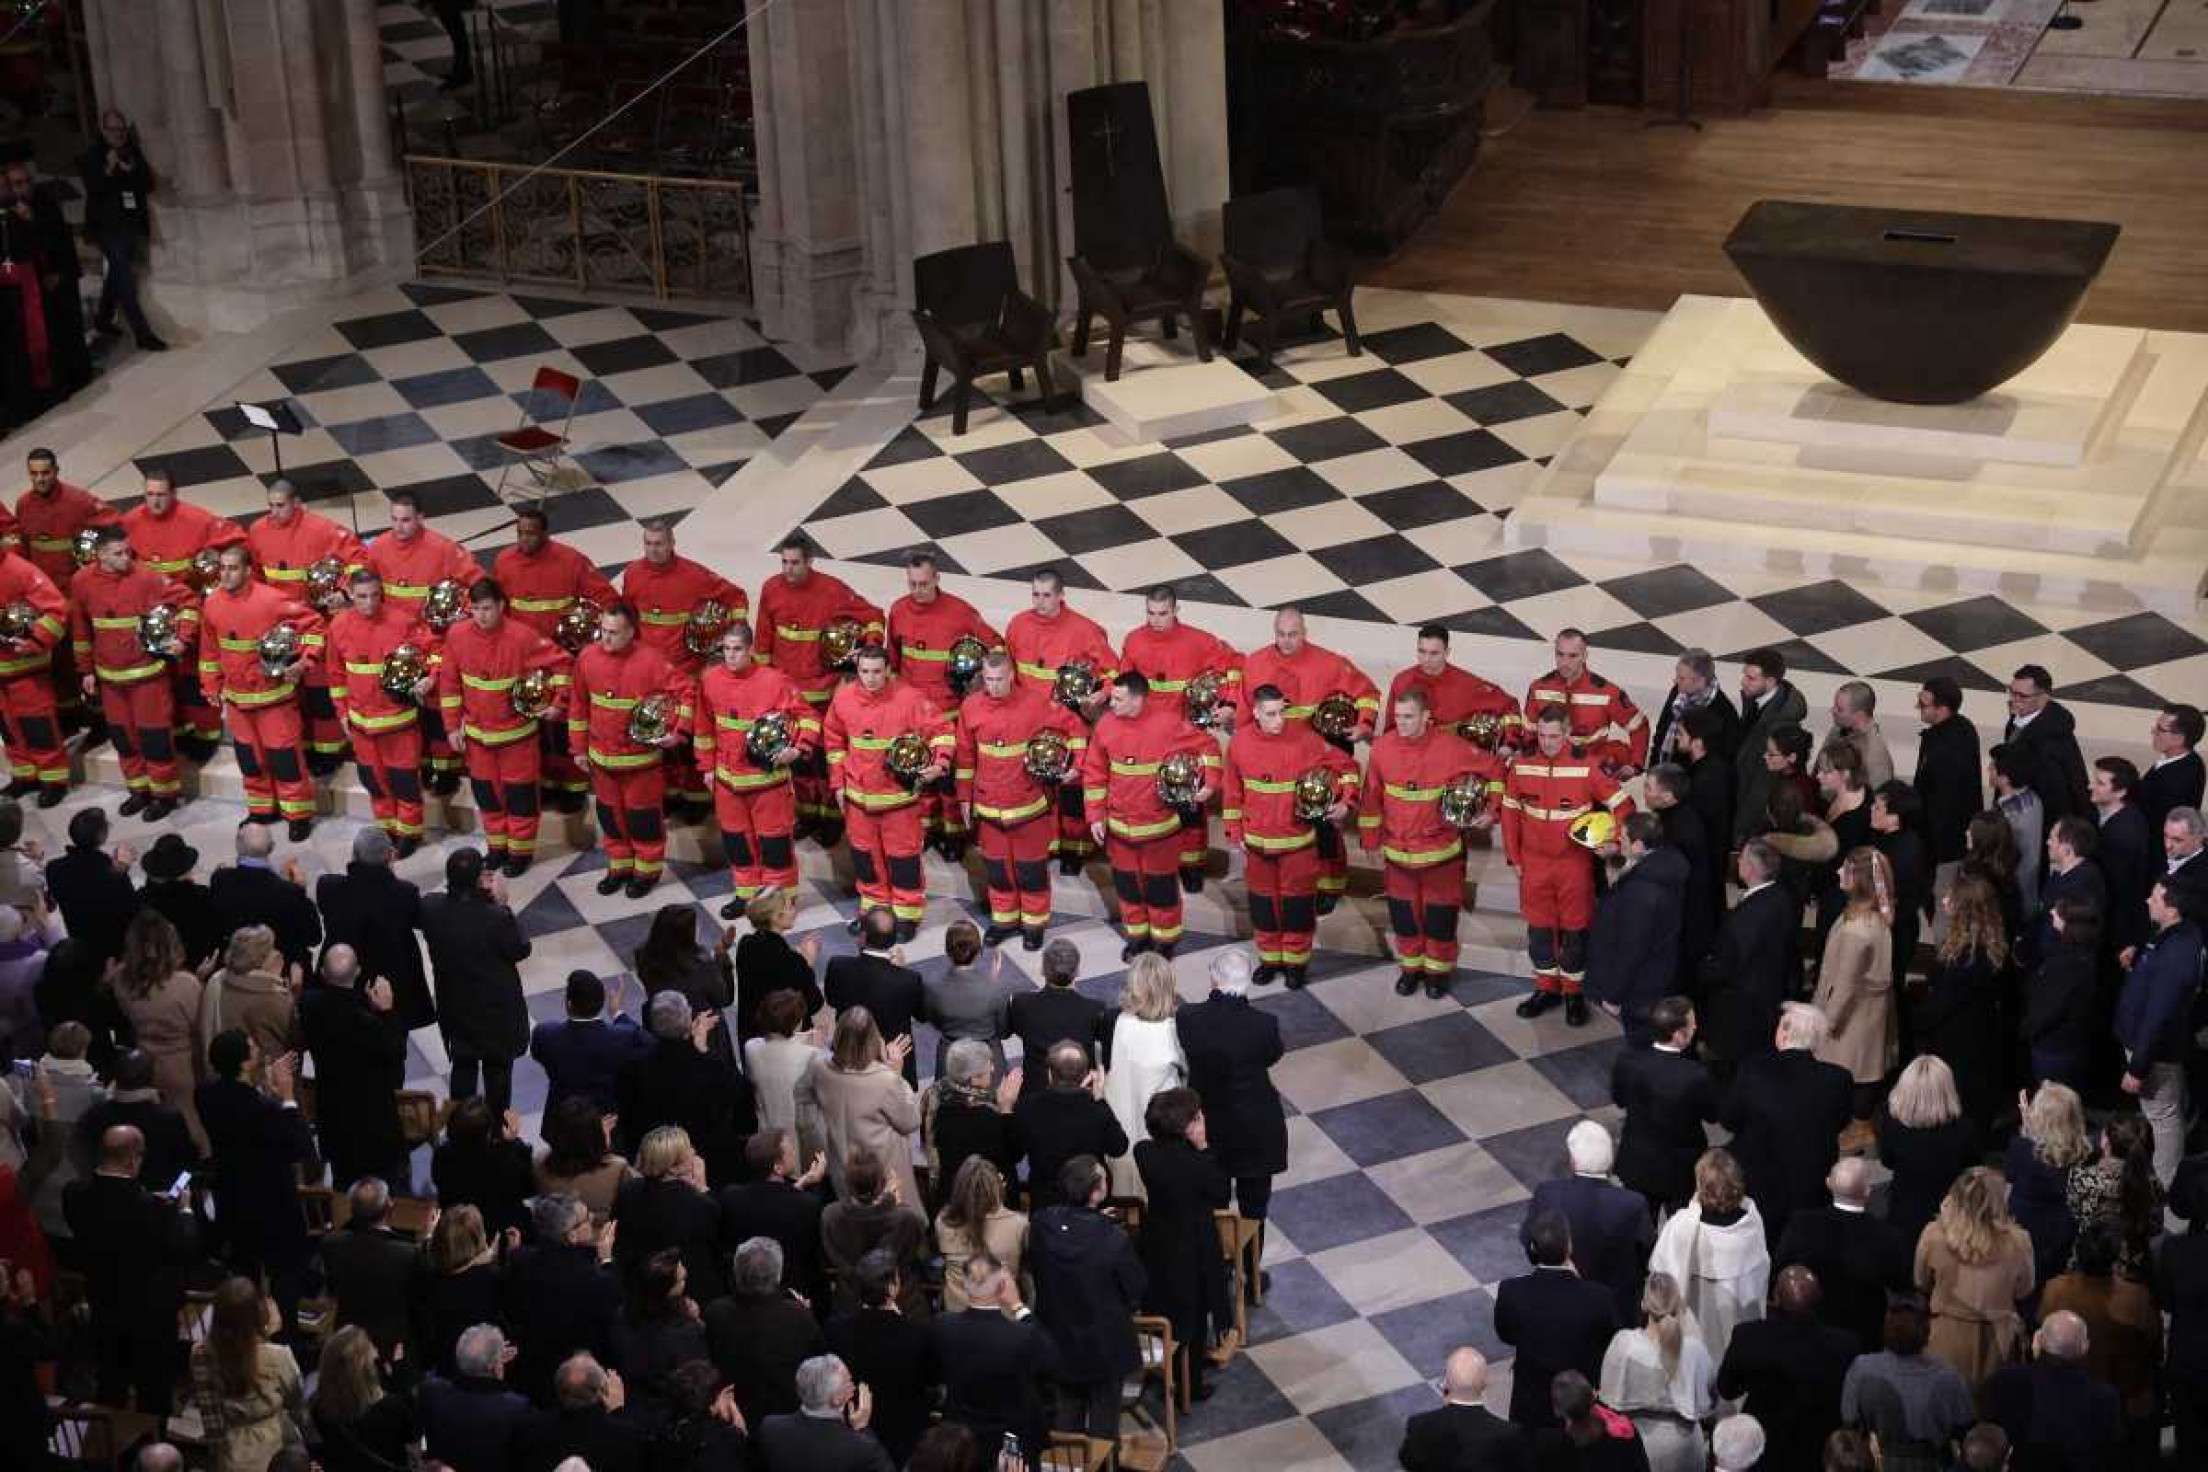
[0,460,1637,1005]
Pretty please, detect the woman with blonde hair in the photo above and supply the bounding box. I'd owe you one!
[1909,873,2009,1127]
[1646,1147,1768,1366]
[1878,1055,1980,1245]
[421,1202,502,1375]
[309,1324,420,1472]
[1102,952,1187,1197]
[795,1004,922,1207]
[1598,1270,1716,1472]
[612,1125,726,1302]
[198,924,298,1074]
[733,886,822,1041]
[1915,1165,2034,1387]
[112,907,207,1146]
[189,1276,305,1471]
[934,1155,1029,1309]
[1812,846,1895,1150]
[2004,1081,2090,1284]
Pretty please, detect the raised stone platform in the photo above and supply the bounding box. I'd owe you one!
[1053,334,1280,443]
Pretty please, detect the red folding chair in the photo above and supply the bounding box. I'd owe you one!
[495,365,583,499]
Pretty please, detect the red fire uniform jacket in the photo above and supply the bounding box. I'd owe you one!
[199,582,325,709]
[1242,641,1380,737]
[695,661,819,795]
[1081,704,1220,844]
[0,551,69,681]
[365,527,478,625]
[888,590,999,707]
[248,508,367,604]
[956,682,1087,828]
[1005,607,1116,700]
[1524,667,1648,768]
[439,616,570,746]
[1387,664,1524,746]
[1121,621,1243,725]
[1223,722,1360,854]
[121,501,246,586]
[69,563,200,688]
[1499,752,1636,869]
[569,640,693,771]
[492,538,617,641]
[1357,727,1500,869]
[17,482,118,587]
[0,501,19,554]
[825,678,954,814]
[621,555,747,676]
[326,604,436,737]
[754,570,884,704]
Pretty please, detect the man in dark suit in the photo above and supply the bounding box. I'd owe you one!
[756,1352,897,1472]
[2141,702,2206,833]
[719,1128,829,1301]
[315,825,434,1031]
[1649,647,1741,771]
[1007,937,1106,1100]
[514,1352,652,1472]
[617,989,753,1181]
[931,1251,1059,1457]
[1587,818,1688,1044]
[320,1176,427,1363]
[1678,705,1736,866]
[420,845,531,1115]
[707,1235,827,1426]
[1609,996,1717,1214]
[2159,1168,2208,1462]
[825,1250,936,1465]
[43,806,137,963]
[2028,817,2107,969]
[1773,1156,1912,1351]
[1519,1120,1653,1325]
[1725,1001,1855,1245]
[503,1191,624,1406]
[2094,757,2156,956]
[2115,878,2203,1181]
[531,969,654,1118]
[1012,1042,1128,1210]
[1030,1155,1146,1440]
[1981,1310,2122,1471]
[1646,764,1720,987]
[1399,1346,1533,1471]
[825,905,924,1085]
[75,1049,197,1188]
[421,1324,538,1472]
[60,1125,198,1414]
[298,942,410,1190]
[208,819,322,970]
[1913,676,1983,877]
[2004,663,2091,822]
[1732,647,1807,844]
[1714,1265,1858,1470]
[1701,839,1800,1081]
[194,1029,317,1340]
[1493,1209,1618,1430]
[1176,948,1288,1243]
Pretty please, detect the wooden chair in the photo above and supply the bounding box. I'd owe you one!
[1043,1431,1117,1472]
[1067,243,1211,384]
[396,1088,446,1150]
[1220,187,1361,374]
[911,242,1059,436]
[494,367,584,499]
[1120,1313,1179,1471]
[1213,1208,1262,1348]
[47,1403,159,1465]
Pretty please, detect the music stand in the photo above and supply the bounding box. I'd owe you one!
[236,400,303,478]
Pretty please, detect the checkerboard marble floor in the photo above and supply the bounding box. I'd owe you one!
[379,0,557,105]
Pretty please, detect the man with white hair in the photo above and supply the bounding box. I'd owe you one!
[1721,999,1853,1245]
[421,1323,536,1472]
[1981,1309,2122,1470]
[1177,950,1287,1270]
[756,1352,894,1472]
[296,938,408,1190]
[1520,1119,1652,1323]
[1398,1346,1529,1469]
[1773,1155,1912,1352]
[210,815,322,972]
[1711,1413,1767,1471]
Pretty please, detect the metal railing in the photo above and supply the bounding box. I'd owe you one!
[402,155,752,305]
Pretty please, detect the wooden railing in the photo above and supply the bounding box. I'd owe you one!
[402,155,752,305]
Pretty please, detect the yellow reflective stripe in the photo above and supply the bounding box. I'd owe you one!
[90,616,141,631]
[1108,815,1182,840]
[1384,782,1444,801]
[343,661,392,676]
[900,645,950,663]
[34,615,65,639]
[1110,759,1162,776]
[776,626,821,641]
[0,653,52,676]
[466,721,538,745]
[975,797,1050,824]
[1518,764,1590,778]
[263,566,307,582]
[590,692,640,710]
[145,557,189,574]
[463,673,518,691]
[978,741,1032,758]
[1569,693,1612,707]
[589,748,660,769]
[1383,841,1463,866]
[714,714,758,731]
[28,537,72,551]
[1284,703,1315,719]
[1246,831,1317,853]
[347,708,418,732]
[1016,661,1056,681]
[384,582,431,597]
[510,596,570,612]
[717,768,790,791]
[1516,803,1592,821]
[639,611,687,625]
[225,684,297,707]
[1605,790,1631,810]
[844,787,918,811]
[1243,777,1298,794]
[96,661,164,682]
[216,637,263,653]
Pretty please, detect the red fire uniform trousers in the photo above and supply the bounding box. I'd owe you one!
[846,801,926,924]
[228,701,317,821]
[467,735,543,861]
[1385,859,1464,977]
[0,673,66,789]
[1316,820,1350,905]
[542,732,591,799]
[1522,856,1595,995]
[977,816,1054,936]
[353,725,425,840]
[922,778,969,843]
[667,749,710,808]
[1246,845,1322,969]
[100,677,180,798]
[1107,831,1184,947]
[1057,785,1096,863]
[172,667,223,752]
[301,677,348,772]
[715,780,799,899]
[592,761,667,881]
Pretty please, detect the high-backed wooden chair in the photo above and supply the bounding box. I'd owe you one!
[911,242,1058,436]
[1220,187,1361,373]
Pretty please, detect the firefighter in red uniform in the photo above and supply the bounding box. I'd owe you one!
[1387,624,1523,751]
[20,447,118,729]
[956,650,1085,951]
[694,618,817,919]
[1121,583,1242,891]
[0,543,70,802]
[825,643,953,942]
[571,603,691,898]
[754,535,884,843]
[1004,568,1115,874]
[324,568,435,853]
[1524,627,1648,774]
[620,520,745,816]
[888,549,999,861]
[492,505,615,813]
[1358,687,1502,999]
[69,528,196,816]
[1502,705,1635,1025]
[1224,682,1358,989]
[1083,672,1219,960]
[441,578,570,879]
[248,479,367,774]
[365,490,479,794]
[200,544,325,839]
[123,468,245,761]
[1243,607,1380,911]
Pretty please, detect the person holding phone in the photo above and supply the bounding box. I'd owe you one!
[755,1353,893,1472]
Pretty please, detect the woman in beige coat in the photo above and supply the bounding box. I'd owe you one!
[1813,847,1895,1150]
[197,925,299,1071]
[934,1154,1031,1309]
[1915,1165,2035,1389]
[114,909,208,1147]
[795,1005,922,1208]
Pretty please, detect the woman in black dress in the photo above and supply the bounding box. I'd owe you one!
[1876,1055,1981,1246]
[2003,1081,2090,1290]
[1909,874,2009,1132]
[421,1204,504,1376]
[635,903,736,1061]
[431,1095,536,1238]
[733,888,822,1042]
[1133,1087,1231,1401]
[1815,743,1875,944]
[611,1247,709,1413]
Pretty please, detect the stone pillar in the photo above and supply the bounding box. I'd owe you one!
[747,0,865,351]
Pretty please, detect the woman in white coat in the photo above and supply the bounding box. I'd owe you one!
[1599,1271,1717,1472]
[1102,953,1186,1198]
[1646,1147,1769,1369]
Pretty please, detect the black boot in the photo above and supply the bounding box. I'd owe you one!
[1059,854,1084,878]
[35,784,63,808]
[1565,993,1590,1027]
[1516,990,1562,1019]
[983,923,1019,947]
[1252,964,1279,988]
[117,791,149,817]
[1179,867,1204,895]
[1022,928,1046,951]
[1393,970,1420,997]
[1283,966,1308,990]
[595,871,626,896]
[1121,936,1152,963]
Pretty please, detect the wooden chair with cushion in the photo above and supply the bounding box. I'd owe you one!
[1220,187,1361,373]
[1067,244,1210,384]
[911,242,1059,436]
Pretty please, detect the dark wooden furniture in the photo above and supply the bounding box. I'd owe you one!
[1065,81,1212,383]
[1067,248,1212,384]
[1219,188,1361,372]
[910,242,1058,436]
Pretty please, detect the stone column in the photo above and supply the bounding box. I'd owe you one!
[747,0,865,350]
